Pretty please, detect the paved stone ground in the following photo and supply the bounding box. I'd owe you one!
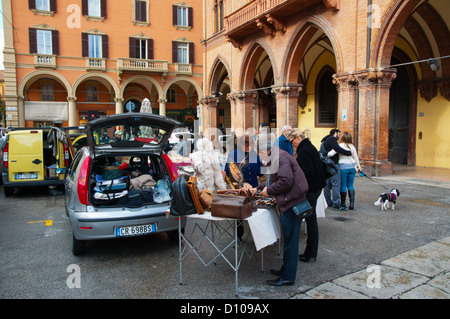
[291,236,450,299]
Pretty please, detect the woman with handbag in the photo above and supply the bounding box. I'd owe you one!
[289,128,326,262]
[251,140,309,286]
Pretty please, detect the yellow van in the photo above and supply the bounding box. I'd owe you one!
[1,127,74,196]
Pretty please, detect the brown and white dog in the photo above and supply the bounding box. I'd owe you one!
[374,189,400,210]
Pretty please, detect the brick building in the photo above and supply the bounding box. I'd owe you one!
[2,0,203,132]
[201,0,450,174]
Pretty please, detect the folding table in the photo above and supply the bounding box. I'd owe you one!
[178,207,281,297]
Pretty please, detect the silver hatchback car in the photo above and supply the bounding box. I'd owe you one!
[64,113,186,255]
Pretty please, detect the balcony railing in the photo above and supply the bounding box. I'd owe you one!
[85,58,106,71]
[224,0,322,41]
[33,54,56,68]
[175,63,192,75]
[117,58,169,73]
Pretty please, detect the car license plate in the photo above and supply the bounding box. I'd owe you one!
[15,173,38,180]
[115,224,156,237]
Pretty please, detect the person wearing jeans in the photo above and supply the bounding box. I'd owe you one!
[320,129,352,210]
[327,132,360,210]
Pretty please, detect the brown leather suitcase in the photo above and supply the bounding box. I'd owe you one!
[210,191,254,219]
[187,176,204,214]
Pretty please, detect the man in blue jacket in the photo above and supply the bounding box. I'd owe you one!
[321,129,352,210]
[276,125,293,155]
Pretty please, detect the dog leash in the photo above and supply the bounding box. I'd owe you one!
[359,171,390,191]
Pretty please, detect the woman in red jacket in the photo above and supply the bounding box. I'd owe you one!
[252,142,309,286]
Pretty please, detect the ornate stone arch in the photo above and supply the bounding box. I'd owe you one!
[283,15,343,84]
[239,38,278,91]
[18,70,72,98]
[72,73,120,99]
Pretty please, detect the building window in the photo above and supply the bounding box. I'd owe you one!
[214,0,224,32]
[29,28,59,55]
[88,0,100,16]
[82,0,107,18]
[177,42,188,64]
[315,66,337,127]
[172,41,194,64]
[36,0,50,11]
[37,30,52,55]
[172,5,193,28]
[40,81,55,101]
[177,6,188,26]
[129,37,154,59]
[29,0,56,12]
[87,86,98,102]
[167,89,177,103]
[82,33,108,58]
[134,0,148,23]
[88,34,102,58]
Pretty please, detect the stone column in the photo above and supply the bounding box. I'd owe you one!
[67,96,77,126]
[356,69,397,176]
[115,97,124,114]
[332,73,358,143]
[158,99,167,116]
[272,83,302,135]
[17,96,25,127]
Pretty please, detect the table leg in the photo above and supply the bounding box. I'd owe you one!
[235,219,238,297]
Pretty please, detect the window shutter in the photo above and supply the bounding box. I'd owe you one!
[188,7,193,28]
[102,35,109,59]
[29,28,37,54]
[129,38,136,58]
[82,0,88,16]
[81,33,89,57]
[148,39,154,60]
[189,42,194,64]
[172,5,177,25]
[101,0,107,18]
[135,1,141,21]
[28,0,36,10]
[172,41,178,63]
[52,30,59,55]
[50,0,57,12]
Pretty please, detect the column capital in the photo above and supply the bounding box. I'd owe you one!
[271,83,303,97]
[67,96,77,102]
[114,97,124,103]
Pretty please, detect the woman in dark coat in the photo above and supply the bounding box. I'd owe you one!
[252,142,308,286]
[289,128,326,262]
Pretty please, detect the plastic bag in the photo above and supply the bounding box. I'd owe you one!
[153,179,171,203]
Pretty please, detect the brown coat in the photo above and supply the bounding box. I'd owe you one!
[257,148,308,213]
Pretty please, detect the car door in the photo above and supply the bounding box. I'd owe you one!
[8,130,45,182]
[65,150,84,214]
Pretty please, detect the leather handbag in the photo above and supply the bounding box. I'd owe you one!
[291,199,312,222]
[216,188,257,212]
[187,176,204,214]
[199,189,213,210]
[170,175,196,216]
[211,193,253,219]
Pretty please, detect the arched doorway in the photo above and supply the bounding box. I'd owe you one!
[389,57,411,164]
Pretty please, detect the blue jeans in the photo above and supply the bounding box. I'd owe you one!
[324,166,341,207]
[340,168,356,192]
[279,209,302,282]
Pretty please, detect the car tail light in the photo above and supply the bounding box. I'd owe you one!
[77,156,92,206]
[162,153,178,182]
[63,144,70,167]
[3,142,8,169]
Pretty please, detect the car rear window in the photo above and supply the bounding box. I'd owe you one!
[92,123,163,147]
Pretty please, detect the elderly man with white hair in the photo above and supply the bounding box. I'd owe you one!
[276,125,293,156]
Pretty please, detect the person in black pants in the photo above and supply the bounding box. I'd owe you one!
[289,128,326,262]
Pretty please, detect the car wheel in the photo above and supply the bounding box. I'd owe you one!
[72,233,87,255]
[4,187,14,196]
